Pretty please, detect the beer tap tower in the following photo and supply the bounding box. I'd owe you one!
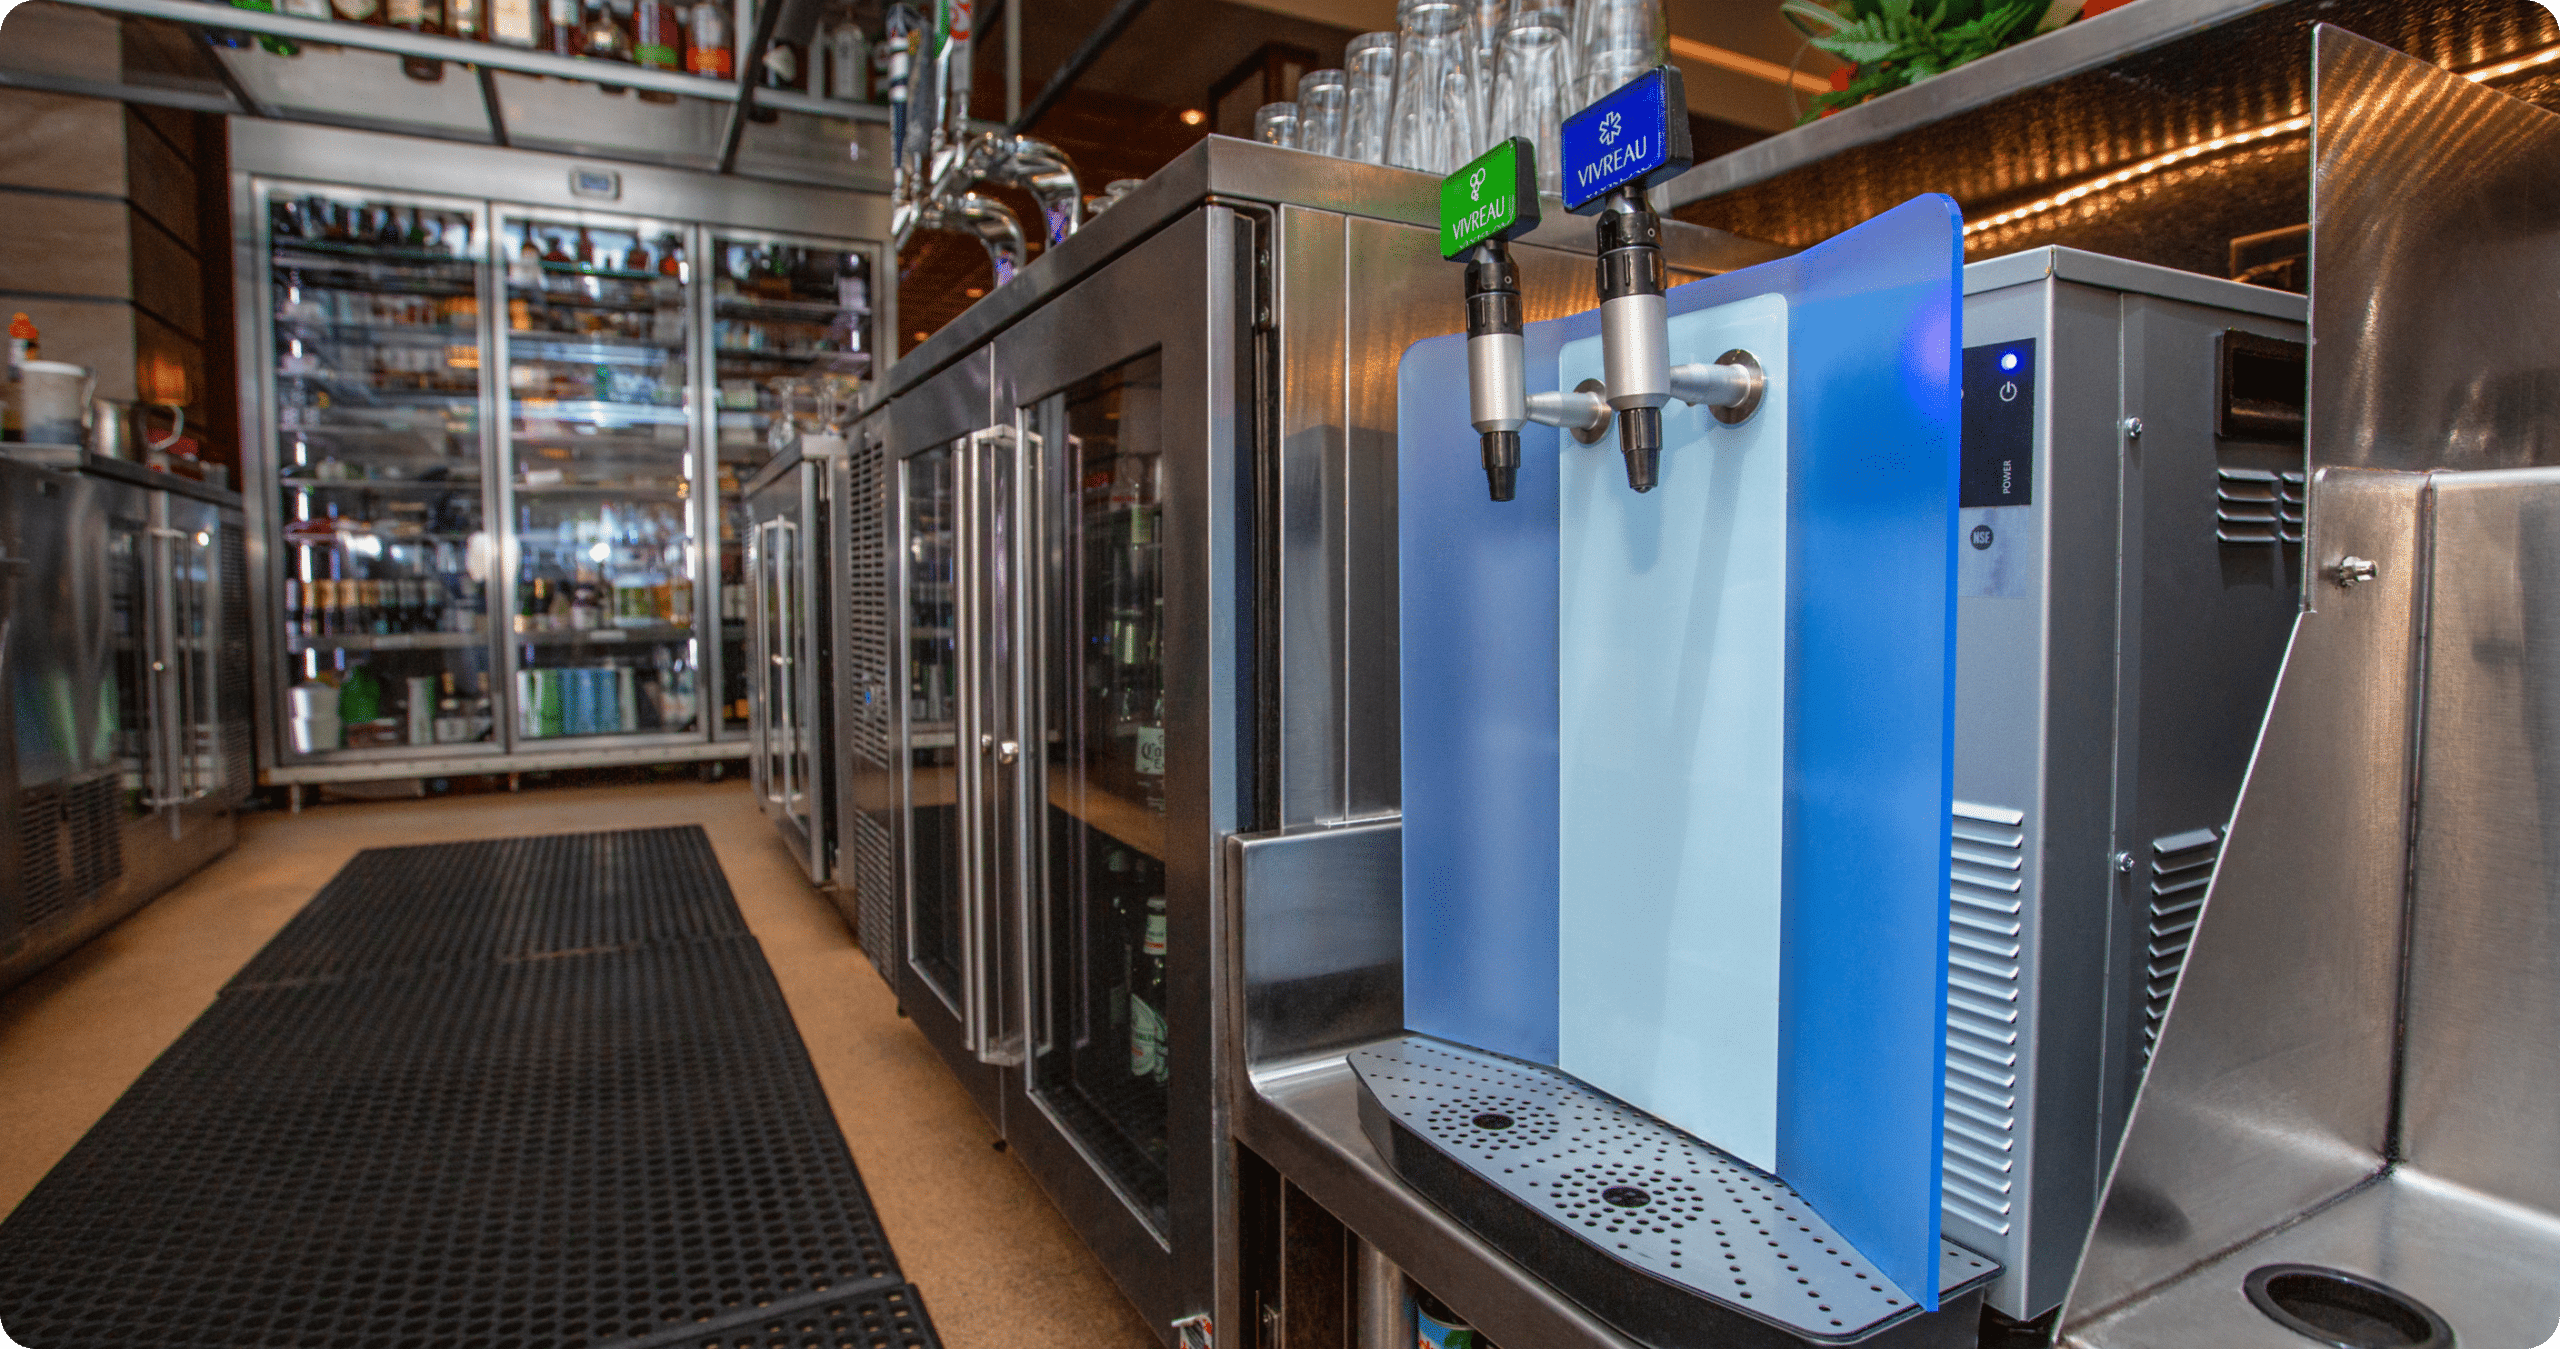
[1454,74,1766,504]
[883,0,1086,283]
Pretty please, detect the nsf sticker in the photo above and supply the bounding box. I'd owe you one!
[1561,66,1693,212]
[1439,137,1542,259]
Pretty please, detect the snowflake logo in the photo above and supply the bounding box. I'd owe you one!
[1469,167,1486,201]
[1598,111,1622,145]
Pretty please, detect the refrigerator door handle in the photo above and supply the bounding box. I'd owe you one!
[142,524,189,817]
[746,519,763,800]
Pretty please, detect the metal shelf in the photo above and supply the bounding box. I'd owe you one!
[6,0,897,182]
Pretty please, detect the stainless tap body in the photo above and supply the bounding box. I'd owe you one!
[887,1,1084,282]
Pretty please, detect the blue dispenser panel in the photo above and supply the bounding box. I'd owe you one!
[1557,293,1790,1172]
[1399,195,1964,1308]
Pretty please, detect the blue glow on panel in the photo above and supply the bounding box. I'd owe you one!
[2000,350,2020,371]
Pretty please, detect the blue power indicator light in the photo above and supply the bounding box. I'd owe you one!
[1999,351,2021,372]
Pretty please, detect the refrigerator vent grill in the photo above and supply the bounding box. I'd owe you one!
[2144,827,2222,1059]
[846,433,897,990]
[1943,800,2025,1238]
[846,434,892,769]
[2214,466,2306,545]
[853,812,896,989]
[16,773,126,934]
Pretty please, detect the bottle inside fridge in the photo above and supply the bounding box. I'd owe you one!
[269,186,497,758]
[502,210,703,739]
[710,233,873,738]
[1030,352,1172,1232]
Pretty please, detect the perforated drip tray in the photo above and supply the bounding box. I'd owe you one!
[1350,1035,1998,1349]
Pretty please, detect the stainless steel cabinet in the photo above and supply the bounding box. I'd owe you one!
[892,211,1245,1338]
[238,162,882,785]
[2,457,249,995]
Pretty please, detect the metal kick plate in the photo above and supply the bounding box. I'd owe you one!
[1349,1036,1995,1344]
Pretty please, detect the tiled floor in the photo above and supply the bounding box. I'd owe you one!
[0,780,1158,1349]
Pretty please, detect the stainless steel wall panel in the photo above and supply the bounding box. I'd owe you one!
[2062,468,2416,1323]
[2399,468,2560,1212]
[1228,823,1402,1069]
[1275,206,1350,827]
[2309,29,2560,473]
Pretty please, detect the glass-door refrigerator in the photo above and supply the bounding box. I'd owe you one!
[261,184,502,768]
[707,229,875,743]
[494,209,704,746]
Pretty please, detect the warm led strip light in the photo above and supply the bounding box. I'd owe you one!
[1670,35,1833,94]
[1962,40,2560,237]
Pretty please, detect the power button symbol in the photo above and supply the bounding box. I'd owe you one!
[1998,381,2019,402]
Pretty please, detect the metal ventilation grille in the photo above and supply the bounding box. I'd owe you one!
[845,432,897,990]
[2215,466,2307,545]
[1350,1036,1959,1338]
[216,520,254,801]
[1943,800,2025,1238]
[18,773,129,934]
[853,811,896,989]
[2144,827,2222,1060]
[845,434,892,769]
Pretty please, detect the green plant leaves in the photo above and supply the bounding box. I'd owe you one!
[1783,0,2053,121]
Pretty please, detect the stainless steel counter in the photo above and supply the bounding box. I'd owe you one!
[881,136,1791,407]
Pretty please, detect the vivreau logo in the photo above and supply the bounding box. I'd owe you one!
[1468,167,1487,201]
[1598,111,1623,145]
[1445,195,1513,248]
[1571,136,1653,192]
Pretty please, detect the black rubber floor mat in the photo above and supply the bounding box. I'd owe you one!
[228,827,751,990]
[0,828,939,1349]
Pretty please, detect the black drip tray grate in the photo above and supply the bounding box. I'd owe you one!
[1350,1035,1995,1348]
[0,827,939,1349]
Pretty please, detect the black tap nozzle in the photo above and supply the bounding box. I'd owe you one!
[1482,429,1521,501]
[1618,406,1661,493]
[1463,239,1528,503]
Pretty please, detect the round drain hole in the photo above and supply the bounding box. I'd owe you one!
[1472,1113,1513,1131]
[1602,1186,1651,1209]
[2243,1265,2453,1349]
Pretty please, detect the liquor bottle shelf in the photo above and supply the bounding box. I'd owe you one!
[511,399,690,425]
[510,480,690,499]
[505,288,681,315]
[513,623,699,646]
[280,475,485,489]
[290,630,489,652]
[274,320,482,344]
[508,334,684,358]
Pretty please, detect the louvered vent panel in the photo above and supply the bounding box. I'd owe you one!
[845,435,892,770]
[846,433,897,990]
[2144,827,2222,1060]
[17,783,71,933]
[2215,467,2307,545]
[854,811,897,988]
[1943,799,2025,1237]
[16,773,125,935]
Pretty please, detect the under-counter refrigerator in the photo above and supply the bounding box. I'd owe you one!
[234,124,885,787]
[2,455,251,996]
